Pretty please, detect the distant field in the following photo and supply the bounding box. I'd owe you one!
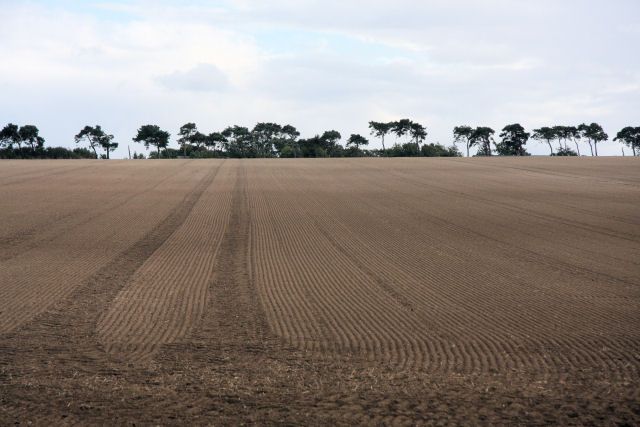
[1,158,639,424]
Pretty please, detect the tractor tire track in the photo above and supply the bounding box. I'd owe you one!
[0,162,213,334]
[97,161,231,362]
[0,160,220,364]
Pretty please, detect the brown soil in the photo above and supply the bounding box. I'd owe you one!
[1,158,639,425]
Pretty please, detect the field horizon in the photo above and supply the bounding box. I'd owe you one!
[1,157,639,424]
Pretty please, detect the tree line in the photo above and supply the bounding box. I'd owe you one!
[453,123,640,157]
[0,123,94,159]
[1,120,639,159]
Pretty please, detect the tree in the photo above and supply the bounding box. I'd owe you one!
[295,131,343,158]
[368,121,392,153]
[98,133,118,159]
[75,125,104,157]
[190,131,208,150]
[0,123,20,150]
[222,126,251,157]
[555,147,578,156]
[552,125,570,150]
[281,125,300,139]
[321,130,341,145]
[578,123,607,156]
[532,127,556,155]
[279,124,301,157]
[391,119,413,144]
[205,132,227,152]
[347,133,369,154]
[409,122,427,151]
[469,127,494,156]
[565,125,581,156]
[421,143,461,157]
[75,125,117,159]
[495,123,529,156]
[177,123,197,156]
[320,130,342,155]
[132,125,170,157]
[252,122,282,157]
[298,136,324,157]
[614,127,640,156]
[387,142,419,157]
[453,125,474,157]
[19,125,45,151]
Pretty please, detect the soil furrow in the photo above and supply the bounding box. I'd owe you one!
[98,161,230,361]
[1,158,638,425]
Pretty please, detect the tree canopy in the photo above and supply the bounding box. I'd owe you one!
[177,123,198,156]
[76,125,118,158]
[19,125,44,151]
[132,125,170,157]
[614,127,640,156]
[368,121,392,152]
[410,122,428,149]
[1,123,44,152]
[453,125,474,157]
[0,123,20,150]
[532,127,556,155]
[4,119,637,159]
[578,123,608,156]
[495,124,529,156]
[469,127,495,156]
[346,133,369,155]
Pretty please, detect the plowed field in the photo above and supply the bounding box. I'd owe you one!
[1,158,639,424]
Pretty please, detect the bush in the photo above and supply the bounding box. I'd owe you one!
[421,143,462,157]
[148,148,181,159]
[385,143,420,157]
[279,145,295,158]
[190,150,221,158]
[554,147,578,156]
[0,146,97,159]
[380,143,460,157]
[72,147,98,158]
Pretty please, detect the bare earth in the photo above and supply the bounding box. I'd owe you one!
[0,157,639,425]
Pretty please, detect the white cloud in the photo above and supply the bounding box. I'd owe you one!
[158,63,230,92]
[0,0,639,157]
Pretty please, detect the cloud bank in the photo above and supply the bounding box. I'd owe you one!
[1,0,639,157]
[158,63,230,92]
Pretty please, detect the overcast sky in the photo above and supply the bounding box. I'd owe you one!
[1,0,639,157]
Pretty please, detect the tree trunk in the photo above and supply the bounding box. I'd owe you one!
[157,145,161,158]
[574,140,580,156]
[466,141,470,157]
[547,140,554,155]
[587,141,593,156]
[106,147,110,159]
[485,142,491,156]
[594,143,598,156]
